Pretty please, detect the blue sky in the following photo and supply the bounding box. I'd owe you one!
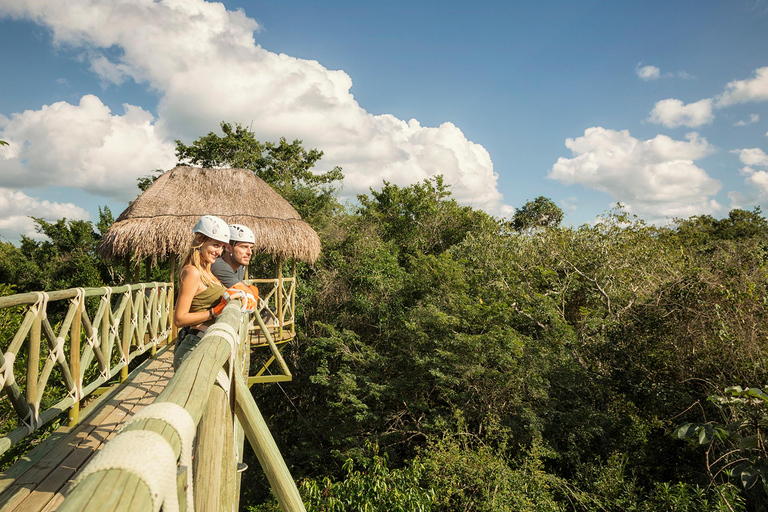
[1,0,768,242]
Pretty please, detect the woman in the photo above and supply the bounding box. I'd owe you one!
[173,215,230,369]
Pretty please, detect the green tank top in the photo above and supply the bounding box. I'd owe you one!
[190,282,226,315]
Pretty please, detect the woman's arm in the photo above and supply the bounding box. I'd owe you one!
[174,266,214,328]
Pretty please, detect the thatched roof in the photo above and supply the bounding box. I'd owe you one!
[99,166,321,264]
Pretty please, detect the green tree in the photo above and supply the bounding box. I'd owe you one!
[0,208,119,292]
[512,196,563,232]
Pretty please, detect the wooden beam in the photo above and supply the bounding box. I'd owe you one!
[234,373,305,512]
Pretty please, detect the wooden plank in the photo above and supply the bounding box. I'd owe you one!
[0,351,174,512]
[0,349,170,497]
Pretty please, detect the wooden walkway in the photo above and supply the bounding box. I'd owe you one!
[0,349,175,512]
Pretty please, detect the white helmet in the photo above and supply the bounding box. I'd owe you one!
[228,224,255,244]
[192,215,230,243]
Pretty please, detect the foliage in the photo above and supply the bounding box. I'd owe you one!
[512,195,564,232]
[250,444,436,512]
[3,156,768,511]
[675,386,768,502]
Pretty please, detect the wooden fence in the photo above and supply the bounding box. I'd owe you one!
[0,283,173,457]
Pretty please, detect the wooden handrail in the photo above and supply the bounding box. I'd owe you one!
[58,300,306,512]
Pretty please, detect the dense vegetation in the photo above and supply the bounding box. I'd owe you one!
[1,127,767,511]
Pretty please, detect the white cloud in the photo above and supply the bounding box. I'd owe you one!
[636,65,660,81]
[0,0,508,215]
[732,147,768,167]
[549,127,721,220]
[648,98,714,128]
[717,66,768,107]
[0,188,90,241]
[728,147,768,208]
[734,113,759,126]
[0,95,177,201]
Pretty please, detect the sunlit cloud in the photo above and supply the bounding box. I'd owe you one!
[0,0,509,225]
[734,113,759,126]
[648,98,714,128]
[636,64,660,81]
[0,188,90,241]
[550,127,721,221]
[717,66,768,107]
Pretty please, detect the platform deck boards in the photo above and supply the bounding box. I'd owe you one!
[0,349,175,512]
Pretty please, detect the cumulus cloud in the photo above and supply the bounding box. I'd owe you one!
[648,98,714,128]
[549,127,721,220]
[0,0,507,215]
[728,147,768,208]
[636,65,660,81]
[0,95,177,201]
[732,147,768,167]
[734,113,759,126]
[0,188,90,241]
[717,66,768,107]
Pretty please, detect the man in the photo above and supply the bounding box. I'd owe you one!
[211,224,255,287]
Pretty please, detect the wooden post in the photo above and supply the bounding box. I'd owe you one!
[125,256,131,284]
[26,307,42,421]
[68,297,82,427]
[120,292,132,382]
[275,257,283,338]
[194,385,236,512]
[291,259,296,335]
[234,373,306,512]
[170,258,178,346]
[101,293,111,374]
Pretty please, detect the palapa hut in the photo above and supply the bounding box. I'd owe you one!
[98,165,321,267]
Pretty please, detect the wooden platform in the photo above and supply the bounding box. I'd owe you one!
[0,349,175,512]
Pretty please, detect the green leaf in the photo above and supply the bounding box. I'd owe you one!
[740,466,759,490]
[674,423,698,439]
[698,424,714,445]
[746,388,768,402]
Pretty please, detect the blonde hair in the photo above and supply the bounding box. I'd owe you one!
[180,234,218,287]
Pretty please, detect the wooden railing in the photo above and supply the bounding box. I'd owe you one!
[58,300,305,512]
[248,277,296,336]
[0,283,173,457]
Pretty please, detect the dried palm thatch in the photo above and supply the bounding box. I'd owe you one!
[98,166,321,265]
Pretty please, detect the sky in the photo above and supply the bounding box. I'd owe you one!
[1,0,768,242]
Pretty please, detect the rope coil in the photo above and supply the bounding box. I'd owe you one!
[0,352,15,390]
[30,292,49,321]
[72,429,179,512]
[205,323,238,393]
[125,402,196,512]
